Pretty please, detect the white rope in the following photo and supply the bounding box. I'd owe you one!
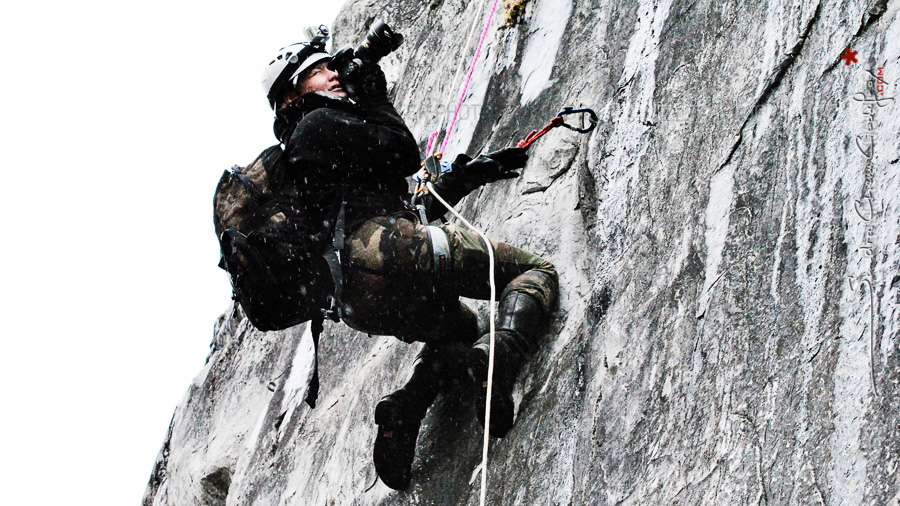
[424,182,496,506]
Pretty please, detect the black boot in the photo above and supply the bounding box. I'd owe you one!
[373,393,427,490]
[467,287,547,438]
[372,350,466,489]
[373,347,441,490]
[374,304,478,490]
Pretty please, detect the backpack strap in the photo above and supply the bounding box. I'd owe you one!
[321,191,346,322]
[304,314,325,408]
[230,172,265,199]
[306,191,346,408]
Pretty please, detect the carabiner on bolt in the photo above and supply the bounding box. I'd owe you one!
[557,107,599,133]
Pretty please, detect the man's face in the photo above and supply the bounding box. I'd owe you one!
[278,60,348,109]
[298,61,346,97]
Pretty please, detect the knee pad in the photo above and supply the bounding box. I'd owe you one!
[499,270,558,313]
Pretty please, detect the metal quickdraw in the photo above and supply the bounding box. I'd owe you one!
[516,106,599,149]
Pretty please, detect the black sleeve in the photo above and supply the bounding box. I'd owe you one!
[420,181,479,222]
[419,154,479,222]
[284,103,420,182]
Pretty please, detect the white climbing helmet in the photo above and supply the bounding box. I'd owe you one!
[262,25,332,109]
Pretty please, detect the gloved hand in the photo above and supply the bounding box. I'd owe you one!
[329,47,389,107]
[420,147,529,222]
[451,146,528,185]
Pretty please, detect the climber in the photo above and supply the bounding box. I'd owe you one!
[246,24,559,490]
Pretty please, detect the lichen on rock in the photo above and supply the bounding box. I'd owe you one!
[502,0,530,28]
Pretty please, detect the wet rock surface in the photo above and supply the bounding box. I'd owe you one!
[146,1,900,504]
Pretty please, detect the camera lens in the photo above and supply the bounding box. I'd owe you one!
[356,21,404,62]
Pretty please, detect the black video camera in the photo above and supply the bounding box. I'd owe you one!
[353,20,404,62]
[329,21,404,98]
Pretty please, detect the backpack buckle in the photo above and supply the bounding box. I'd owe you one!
[321,304,343,322]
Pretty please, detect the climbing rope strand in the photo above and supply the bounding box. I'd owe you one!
[425,131,441,159]
[426,0,492,157]
[424,182,495,506]
[438,0,502,155]
[444,0,491,112]
[426,0,491,156]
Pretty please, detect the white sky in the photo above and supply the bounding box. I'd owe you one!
[1,2,345,503]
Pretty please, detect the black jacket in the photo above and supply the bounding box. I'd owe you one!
[270,92,421,236]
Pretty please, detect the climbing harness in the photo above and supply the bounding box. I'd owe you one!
[517,107,599,149]
[409,155,453,286]
[428,225,452,287]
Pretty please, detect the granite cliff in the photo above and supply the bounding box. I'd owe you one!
[145,0,900,504]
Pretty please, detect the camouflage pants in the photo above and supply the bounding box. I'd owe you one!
[340,214,558,345]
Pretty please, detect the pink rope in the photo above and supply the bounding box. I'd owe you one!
[436,0,501,155]
[425,130,440,158]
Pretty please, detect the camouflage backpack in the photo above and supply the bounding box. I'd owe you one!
[213,145,336,407]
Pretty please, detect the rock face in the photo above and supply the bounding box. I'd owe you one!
[145,0,900,504]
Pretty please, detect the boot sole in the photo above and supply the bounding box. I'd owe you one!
[466,345,514,438]
[373,397,419,491]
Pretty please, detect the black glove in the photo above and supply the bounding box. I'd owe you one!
[420,147,529,221]
[329,47,389,107]
[456,147,528,185]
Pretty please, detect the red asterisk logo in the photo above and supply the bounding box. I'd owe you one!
[840,48,858,66]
